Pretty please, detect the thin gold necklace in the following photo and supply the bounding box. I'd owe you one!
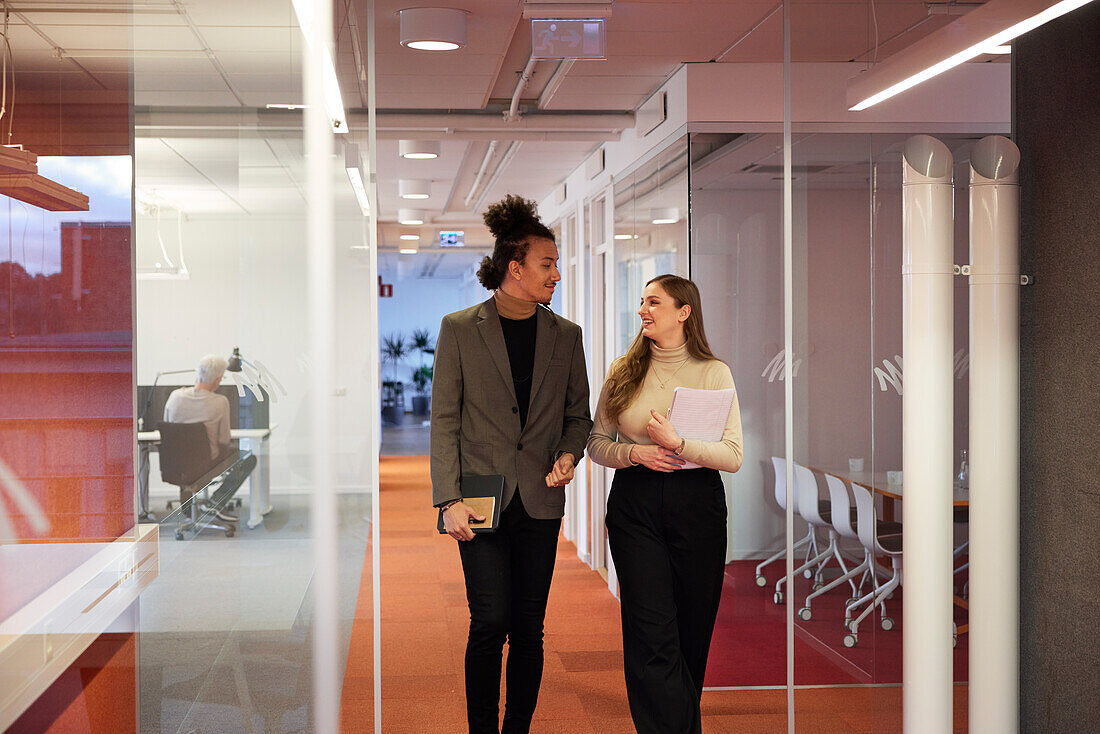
[653,357,690,390]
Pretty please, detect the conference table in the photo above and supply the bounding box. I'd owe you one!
[808,465,971,636]
[810,467,970,523]
[137,425,276,529]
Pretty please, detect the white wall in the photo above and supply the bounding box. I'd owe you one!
[137,214,375,493]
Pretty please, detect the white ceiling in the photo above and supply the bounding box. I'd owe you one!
[7,0,976,256]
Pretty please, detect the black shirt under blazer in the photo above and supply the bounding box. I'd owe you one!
[430,297,593,520]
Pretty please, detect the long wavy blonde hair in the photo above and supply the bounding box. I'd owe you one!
[603,274,717,424]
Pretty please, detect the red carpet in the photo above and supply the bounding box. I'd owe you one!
[707,560,970,687]
[342,456,968,731]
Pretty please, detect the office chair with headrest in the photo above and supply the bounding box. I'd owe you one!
[159,421,238,539]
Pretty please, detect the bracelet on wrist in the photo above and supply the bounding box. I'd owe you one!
[440,500,459,513]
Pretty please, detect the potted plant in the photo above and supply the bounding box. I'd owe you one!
[409,328,435,415]
[411,365,433,415]
[381,333,409,425]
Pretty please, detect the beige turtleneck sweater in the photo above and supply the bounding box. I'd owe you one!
[494,289,537,319]
[587,342,744,473]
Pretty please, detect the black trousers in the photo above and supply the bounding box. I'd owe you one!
[606,465,727,734]
[458,491,561,734]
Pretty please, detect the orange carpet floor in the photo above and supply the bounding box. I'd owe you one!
[340,455,966,733]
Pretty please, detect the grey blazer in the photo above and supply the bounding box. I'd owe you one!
[430,297,592,520]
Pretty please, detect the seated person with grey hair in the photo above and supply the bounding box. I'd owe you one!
[164,354,257,523]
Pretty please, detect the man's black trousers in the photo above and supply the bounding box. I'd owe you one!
[606,464,727,734]
[458,491,561,734]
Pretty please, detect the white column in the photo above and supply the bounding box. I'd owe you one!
[304,0,338,731]
[901,134,955,734]
[968,135,1021,734]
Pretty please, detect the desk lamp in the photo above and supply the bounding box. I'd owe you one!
[225,346,287,405]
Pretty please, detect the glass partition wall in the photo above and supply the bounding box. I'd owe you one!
[686,129,980,729]
[130,6,376,733]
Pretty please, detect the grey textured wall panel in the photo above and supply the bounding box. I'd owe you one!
[1015,3,1100,732]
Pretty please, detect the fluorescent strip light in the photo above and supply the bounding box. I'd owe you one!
[399,248,419,254]
[344,143,370,217]
[614,233,638,240]
[291,0,348,133]
[399,234,420,240]
[986,44,1013,53]
[266,103,309,110]
[850,0,1094,111]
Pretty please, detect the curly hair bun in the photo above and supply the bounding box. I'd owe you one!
[476,256,500,290]
[482,194,541,241]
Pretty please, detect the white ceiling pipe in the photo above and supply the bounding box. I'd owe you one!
[538,59,575,108]
[901,134,955,734]
[464,140,499,209]
[506,56,539,122]
[472,140,522,214]
[137,110,634,133]
[968,135,1021,734]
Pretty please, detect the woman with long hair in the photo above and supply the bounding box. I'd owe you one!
[588,273,743,733]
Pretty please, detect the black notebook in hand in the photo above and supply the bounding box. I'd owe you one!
[437,474,505,534]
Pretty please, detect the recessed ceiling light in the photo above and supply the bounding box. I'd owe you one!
[399,233,420,241]
[614,233,638,240]
[399,179,431,199]
[398,209,425,225]
[650,207,679,225]
[399,248,419,254]
[399,140,440,159]
[399,7,468,51]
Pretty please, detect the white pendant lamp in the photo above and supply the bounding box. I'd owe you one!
[651,207,679,224]
[398,209,426,225]
[399,140,441,159]
[399,7,468,51]
[399,179,431,199]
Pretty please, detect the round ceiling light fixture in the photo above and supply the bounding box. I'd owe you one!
[399,7,468,51]
[399,140,441,159]
[398,209,426,225]
[651,207,680,225]
[399,179,432,200]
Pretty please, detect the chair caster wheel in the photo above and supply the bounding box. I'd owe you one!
[225,528,235,537]
[755,575,767,587]
[175,530,184,540]
[953,634,958,648]
[774,591,784,605]
[880,616,895,631]
[803,569,814,579]
[798,607,812,622]
[843,633,858,648]
[843,618,853,632]
[812,582,824,592]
